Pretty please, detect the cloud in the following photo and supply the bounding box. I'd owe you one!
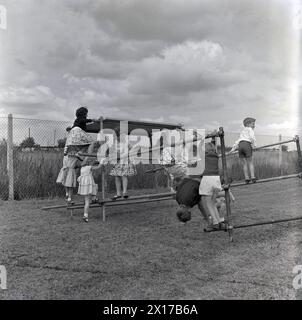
[128,40,248,96]
[0,0,299,137]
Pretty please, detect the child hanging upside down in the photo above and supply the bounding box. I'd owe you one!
[175,175,234,230]
[175,136,235,231]
[230,117,257,184]
[198,141,226,231]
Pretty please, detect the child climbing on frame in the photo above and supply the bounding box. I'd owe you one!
[199,139,228,231]
[175,176,234,228]
[72,106,94,131]
[110,126,137,200]
[77,156,103,222]
[174,131,235,230]
[56,126,83,203]
[159,128,194,191]
[229,117,257,184]
[57,106,97,203]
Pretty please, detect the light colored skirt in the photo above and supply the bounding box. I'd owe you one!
[56,168,77,188]
[77,175,98,196]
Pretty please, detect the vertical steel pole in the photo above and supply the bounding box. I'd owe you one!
[219,127,233,241]
[100,117,106,222]
[295,135,302,172]
[7,114,14,200]
[278,134,282,175]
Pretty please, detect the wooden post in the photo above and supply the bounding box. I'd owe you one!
[295,135,302,172]
[218,127,233,241]
[100,117,106,221]
[7,114,14,200]
[278,134,282,175]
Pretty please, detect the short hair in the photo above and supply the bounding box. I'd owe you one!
[76,107,88,118]
[176,205,191,223]
[243,117,256,127]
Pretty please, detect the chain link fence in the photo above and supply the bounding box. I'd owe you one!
[0,115,299,200]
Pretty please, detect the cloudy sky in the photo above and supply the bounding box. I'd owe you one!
[0,0,301,136]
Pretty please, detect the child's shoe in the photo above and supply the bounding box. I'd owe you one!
[67,197,74,205]
[245,179,251,184]
[91,198,99,204]
[251,177,257,183]
[111,195,122,201]
[204,223,220,232]
[82,214,88,223]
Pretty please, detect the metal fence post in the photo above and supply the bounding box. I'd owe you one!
[278,134,282,175]
[7,114,14,200]
[218,127,233,241]
[295,135,302,172]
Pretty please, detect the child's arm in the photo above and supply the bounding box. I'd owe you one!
[91,158,106,170]
[249,128,256,148]
[228,140,239,154]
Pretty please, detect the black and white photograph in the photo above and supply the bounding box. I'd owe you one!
[1,0,302,305]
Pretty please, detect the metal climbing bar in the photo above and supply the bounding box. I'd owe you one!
[66,196,175,211]
[218,127,233,241]
[253,138,296,151]
[229,172,302,188]
[205,215,302,233]
[224,137,296,157]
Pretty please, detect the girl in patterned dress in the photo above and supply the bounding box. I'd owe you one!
[110,127,136,200]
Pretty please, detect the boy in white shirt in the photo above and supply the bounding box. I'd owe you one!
[230,117,257,184]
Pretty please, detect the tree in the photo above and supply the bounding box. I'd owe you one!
[20,137,36,148]
[57,138,67,148]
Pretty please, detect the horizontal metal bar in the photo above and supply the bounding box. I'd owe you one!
[233,215,302,229]
[230,173,301,188]
[42,202,83,210]
[205,215,302,233]
[66,196,175,210]
[254,138,295,151]
[223,138,296,157]
[100,192,176,203]
[42,192,176,210]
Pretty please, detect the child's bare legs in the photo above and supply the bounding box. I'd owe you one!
[66,187,73,202]
[115,177,122,196]
[197,200,212,226]
[83,195,91,222]
[201,195,222,226]
[240,158,250,180]
[122,176,128,195]
[247,156,255,179]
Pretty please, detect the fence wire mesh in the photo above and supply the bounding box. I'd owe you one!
[0,115,299,200]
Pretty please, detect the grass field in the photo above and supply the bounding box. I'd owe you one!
[0,178,302,300]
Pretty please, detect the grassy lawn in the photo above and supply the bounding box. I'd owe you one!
[0,179,302,299]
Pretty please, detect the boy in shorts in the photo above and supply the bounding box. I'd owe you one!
[199,141,226,231]
[230,117,257,183]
